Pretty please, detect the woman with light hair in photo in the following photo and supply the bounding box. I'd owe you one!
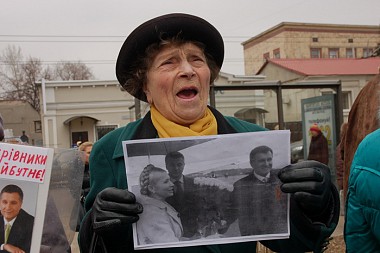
[136,164,183,245]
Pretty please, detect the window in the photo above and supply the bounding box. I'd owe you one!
[34,121,42,133]
[322,91,351,110]
[263,52,270,60]
[346,48,355,58]
[342,91,352,110]
[312,37,318,42]
[273,48,280,59]
[328,48,339,58]
[363,48,373,57]
[348,38,353,43]
[310,48,321,58]
[96,125,118,140]
[72,131,88,146]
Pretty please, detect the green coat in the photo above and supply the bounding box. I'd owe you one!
[79,107,339,253]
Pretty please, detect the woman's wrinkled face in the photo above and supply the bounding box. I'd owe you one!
[144,42,211,125]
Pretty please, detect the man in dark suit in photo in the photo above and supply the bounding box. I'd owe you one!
[164,151,201,238]
[0,184,34,253]
[231,145,288,236]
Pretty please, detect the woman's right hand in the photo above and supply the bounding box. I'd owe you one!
[92,187,143,234]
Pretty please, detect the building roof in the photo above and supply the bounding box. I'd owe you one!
[218,71,265,83]
[257,57,380,76]
[242,22,380,46]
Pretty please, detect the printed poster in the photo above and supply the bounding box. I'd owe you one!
[0,143,54,253]
[123,131,290,250]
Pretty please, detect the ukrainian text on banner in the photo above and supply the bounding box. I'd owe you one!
[0,143,54,253]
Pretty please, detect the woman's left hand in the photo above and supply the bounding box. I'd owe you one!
[278,161,332,217]
[92,187,143,234]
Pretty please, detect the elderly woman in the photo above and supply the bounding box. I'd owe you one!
[307,123,329,165]
[136,164,182,245]
[79,13,339,253]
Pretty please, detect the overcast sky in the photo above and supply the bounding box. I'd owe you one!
[1,0,379,80]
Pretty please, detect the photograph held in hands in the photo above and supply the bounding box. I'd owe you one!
[123,130,290,250]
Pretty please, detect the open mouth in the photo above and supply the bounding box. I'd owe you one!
[177,88,198,99]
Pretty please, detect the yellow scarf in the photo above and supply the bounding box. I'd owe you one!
[150,105,217,138]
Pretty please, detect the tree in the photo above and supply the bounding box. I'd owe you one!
[0,45,95,113]
[21,57,46,112]
[0,45,48,112]
[55,61,94,80]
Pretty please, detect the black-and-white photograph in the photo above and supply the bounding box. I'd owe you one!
[123,131,290,250]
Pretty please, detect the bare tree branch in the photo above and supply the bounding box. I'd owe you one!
[0,45,95,113]
[55,61,94,80]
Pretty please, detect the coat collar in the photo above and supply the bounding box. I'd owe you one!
[112,111,156,159]
[112,106,236,159]
[139,195,183,231]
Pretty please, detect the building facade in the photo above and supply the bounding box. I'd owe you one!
[38,79,136,148]
[256,57,380,144]
[0,100,42,145]
[38,73,265,149]
[242,22,380,136]
[259,58,380,120]
[242,22,380,75]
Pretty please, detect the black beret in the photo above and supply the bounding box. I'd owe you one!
[116,13,224,102]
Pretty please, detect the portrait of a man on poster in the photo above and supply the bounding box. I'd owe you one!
[123,130,290,250]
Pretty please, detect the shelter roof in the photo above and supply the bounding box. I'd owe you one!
[258,57,380,76]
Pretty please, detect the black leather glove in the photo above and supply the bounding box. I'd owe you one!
[278,161,332,217]
[92,187,143,234]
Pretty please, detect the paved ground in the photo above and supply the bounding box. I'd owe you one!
[333,215,345,237]
[70,215,346,253]
[71,233,79,253]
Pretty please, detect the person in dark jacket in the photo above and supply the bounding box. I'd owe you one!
[164,151,201,238]
[40,195,72,253]
[307,123,329,165]
[0,116,4,142]
[0,184,34,253]
[232,146,288,236]
[20,131,29,144]
[78,141,93,199]
[78,13,339,253]
[336,122,348,191]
